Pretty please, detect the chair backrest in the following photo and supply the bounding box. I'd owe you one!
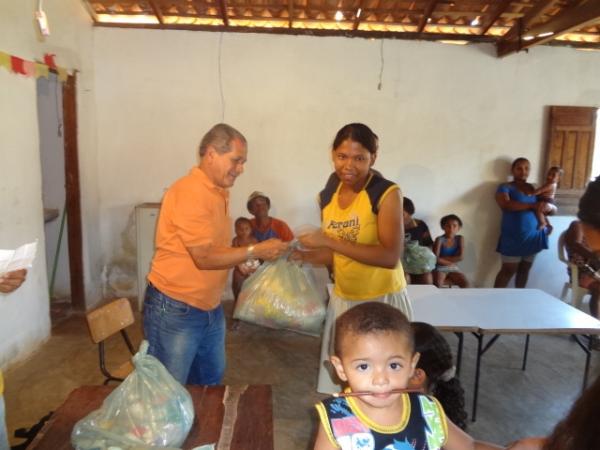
[557,231,569,264]
[86,298,135,344]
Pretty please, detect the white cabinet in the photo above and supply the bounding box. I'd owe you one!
[136,203,160,311]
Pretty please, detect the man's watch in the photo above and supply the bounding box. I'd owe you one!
[246,245,255,260]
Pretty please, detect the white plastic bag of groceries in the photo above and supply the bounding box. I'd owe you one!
[71,341,194,450]
[234,257,326,336]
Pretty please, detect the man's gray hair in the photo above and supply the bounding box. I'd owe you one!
[199,123,247,157]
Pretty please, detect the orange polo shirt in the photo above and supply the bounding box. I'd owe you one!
[148,167,231,310]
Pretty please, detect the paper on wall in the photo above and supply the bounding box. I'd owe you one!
[0,240,37,276]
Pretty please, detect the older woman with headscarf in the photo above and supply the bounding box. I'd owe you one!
[246,191,294,243]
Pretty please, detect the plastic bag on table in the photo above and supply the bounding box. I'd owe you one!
[71,341,194,450]
[402,240,436,275]
[234,257,326,336]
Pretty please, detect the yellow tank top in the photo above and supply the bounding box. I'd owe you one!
[321,174,406,300]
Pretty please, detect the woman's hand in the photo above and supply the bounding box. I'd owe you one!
[0,269,27,294]
[298,230,331,249]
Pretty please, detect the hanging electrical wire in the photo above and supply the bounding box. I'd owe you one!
[377,39,384,91]
[218,32,226,122]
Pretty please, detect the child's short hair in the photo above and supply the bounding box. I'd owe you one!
[411,322,468,430]
[403,197,415,215]
[334,303,413,356]
[440,214,463,229]
[548,166,564,175]
[234,216,252,228]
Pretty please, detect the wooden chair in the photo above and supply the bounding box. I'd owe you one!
[558,231,590,310]
[85,297,136,384]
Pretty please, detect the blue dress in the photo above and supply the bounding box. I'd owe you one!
[496,183,548,257]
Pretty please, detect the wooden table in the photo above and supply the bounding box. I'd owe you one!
[29,385,273,450]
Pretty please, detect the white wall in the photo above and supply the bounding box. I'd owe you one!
[0,0,94,367]
[92,29,600,298]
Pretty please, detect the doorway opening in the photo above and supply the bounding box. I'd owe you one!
[37,73,84,324]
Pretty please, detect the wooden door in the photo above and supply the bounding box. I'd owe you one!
[546,106,596,191]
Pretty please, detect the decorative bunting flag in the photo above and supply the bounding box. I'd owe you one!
[34,62,49,79]
[10,56,26,75]
[0,50,71,81]
[0,52,10,70]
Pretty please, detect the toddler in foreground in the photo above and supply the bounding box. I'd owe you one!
[313,302,504,450]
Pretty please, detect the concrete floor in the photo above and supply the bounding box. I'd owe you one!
[4,299,600,449]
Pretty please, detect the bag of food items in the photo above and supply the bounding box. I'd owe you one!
[71,341,194,450]
[403,240,437,274]
[234,257,326,336]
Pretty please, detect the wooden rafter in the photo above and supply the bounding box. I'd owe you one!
[82,0,600,54]
[218,0,230,26]
[500,0,561,43]
[418,0,439,33]
[148,0,164,24]
[353,0,365,31]
[480,0,512,35]
[81,0,99,23]
[498,0,600,57]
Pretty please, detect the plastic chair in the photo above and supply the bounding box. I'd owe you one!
[85,297,136,384]
[557,231,590,310]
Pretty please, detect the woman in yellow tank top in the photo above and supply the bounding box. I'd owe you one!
[294,123,412,394]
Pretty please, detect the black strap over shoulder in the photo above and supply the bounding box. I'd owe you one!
[319,171,395,215]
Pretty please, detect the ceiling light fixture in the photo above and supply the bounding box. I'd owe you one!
[470,16,480,27]
[335,10,344,21]
[538,31,554,38]
[356,8,362,18]
[522,35,534,41]
[35,0,50,36]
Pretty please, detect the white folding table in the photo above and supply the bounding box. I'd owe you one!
[408,287,600,421]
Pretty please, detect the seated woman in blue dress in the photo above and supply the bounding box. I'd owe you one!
[494,157,550,288]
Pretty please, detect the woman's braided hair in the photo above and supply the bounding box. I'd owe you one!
[411,322,468,430]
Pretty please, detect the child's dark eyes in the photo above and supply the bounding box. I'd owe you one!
[356,363,369,371]
[389,362,403,370]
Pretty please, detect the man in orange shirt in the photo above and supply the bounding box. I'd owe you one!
[143,124,288,385]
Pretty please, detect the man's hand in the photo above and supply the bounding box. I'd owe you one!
[0,269,28,294]
[253,239,288,261]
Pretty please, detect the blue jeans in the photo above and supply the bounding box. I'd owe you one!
[0,395,8,450]
[143,283,226,385]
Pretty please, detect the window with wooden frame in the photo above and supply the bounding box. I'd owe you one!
[545,106,599,214]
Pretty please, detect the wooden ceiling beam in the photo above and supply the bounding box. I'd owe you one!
[148,0,164,24]
[417,0,440,33]
[500,0,561,43]
[498,0,600,57]
[218,0,230,27]
[81,0,99,23]
[480,0,512,35]
[94,21,496,42]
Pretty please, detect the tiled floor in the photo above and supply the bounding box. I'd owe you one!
[4,299,600,449]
